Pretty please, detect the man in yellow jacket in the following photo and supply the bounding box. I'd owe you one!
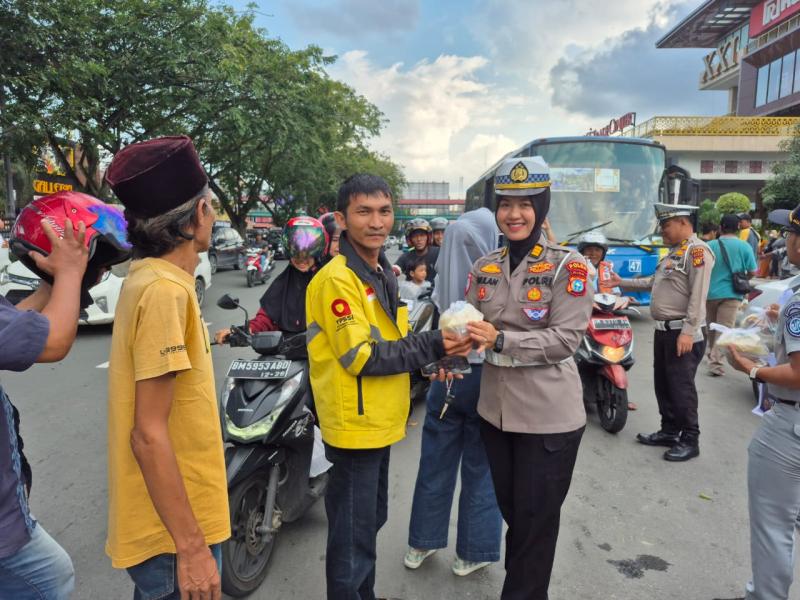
[306,173,471,599]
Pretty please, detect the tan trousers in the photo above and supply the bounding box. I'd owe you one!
[706,298,742,371]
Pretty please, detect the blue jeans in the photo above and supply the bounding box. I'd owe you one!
[324,444,390,600]
[0,522,75,600]
[408,365,502,562]
[126,545,222,600]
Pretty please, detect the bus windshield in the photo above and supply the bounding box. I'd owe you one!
[531,141,665,243]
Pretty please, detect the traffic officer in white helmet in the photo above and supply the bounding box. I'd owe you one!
[464,155,593,599]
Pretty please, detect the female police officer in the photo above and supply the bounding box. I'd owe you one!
[729,204,800,600]
[465,156,593,599]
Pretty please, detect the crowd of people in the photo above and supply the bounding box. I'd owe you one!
[2,134,800,600]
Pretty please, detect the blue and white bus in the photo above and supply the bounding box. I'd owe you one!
[465,136,695,305]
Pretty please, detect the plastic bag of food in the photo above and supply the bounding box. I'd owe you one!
[735,306,777,353]
[710,323,770,359]
[438,300,484,337]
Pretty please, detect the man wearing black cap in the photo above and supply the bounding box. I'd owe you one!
[705,214,757,376]
[609,203,714,461]
[105,136,228,599]
[728,204,800,599]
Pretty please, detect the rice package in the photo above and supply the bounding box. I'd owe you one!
[439,300,484,336]
[710,323,770,359]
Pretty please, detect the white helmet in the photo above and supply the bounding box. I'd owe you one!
[577,231,609,258]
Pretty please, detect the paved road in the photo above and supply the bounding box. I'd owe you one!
[2,255,794,599]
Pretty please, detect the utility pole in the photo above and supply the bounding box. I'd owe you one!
[3,154,14,218]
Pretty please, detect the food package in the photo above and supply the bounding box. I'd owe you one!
[438,300,484,336]
[735,306,777,353]
[710,323,770,359]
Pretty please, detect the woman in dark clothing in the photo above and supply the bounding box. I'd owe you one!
[214,216,327,342]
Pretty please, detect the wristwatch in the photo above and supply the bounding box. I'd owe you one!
[493,331,505,353]
[749,366,763,383]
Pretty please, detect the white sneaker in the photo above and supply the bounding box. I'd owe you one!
[403,547,437,569]
[452,556,491,576]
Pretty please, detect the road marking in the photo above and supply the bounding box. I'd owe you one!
[96,361,109,369]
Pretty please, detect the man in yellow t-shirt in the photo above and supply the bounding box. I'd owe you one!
[105,136,229,599]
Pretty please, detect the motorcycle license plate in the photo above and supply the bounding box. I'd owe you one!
[592,318,631,330]
[227,359,292,380]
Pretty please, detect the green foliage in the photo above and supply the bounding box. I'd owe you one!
[716,192,751,215]
[698,199,720,228]
[1,0,405,230]
[763,125,800,211]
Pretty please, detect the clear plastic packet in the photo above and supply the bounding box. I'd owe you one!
[438,300,484,337]
[710,323,770,360]
[734,306,777,353]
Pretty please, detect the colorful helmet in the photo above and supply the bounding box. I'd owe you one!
[319,212,341,256]
[577,231,609,258]
[404,218,432,245]
[430,217,448,231]
[10,191,132,289]
[282,216,327,261]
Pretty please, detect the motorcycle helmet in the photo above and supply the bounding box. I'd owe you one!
[11,191,132,305]
[319,212,341,257]
[430,217,448,232]
[282,216,328,261]
[576,231,609,260]
[404,218,432,246]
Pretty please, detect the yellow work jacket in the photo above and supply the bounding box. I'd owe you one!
[306,253,411,449]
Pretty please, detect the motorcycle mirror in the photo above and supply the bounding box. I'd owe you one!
[217,294,240,310]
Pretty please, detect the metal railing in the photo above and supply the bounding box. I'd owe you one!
[626,116,800,138]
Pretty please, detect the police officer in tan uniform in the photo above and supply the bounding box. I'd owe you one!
[465,156,593,600]
[608,203,714,462]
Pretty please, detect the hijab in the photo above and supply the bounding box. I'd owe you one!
[432,208,499,311]
[500,189,551,273]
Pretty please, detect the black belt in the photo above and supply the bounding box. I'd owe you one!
[777,399,800,407]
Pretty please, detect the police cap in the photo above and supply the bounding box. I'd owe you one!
[494,156,550,197]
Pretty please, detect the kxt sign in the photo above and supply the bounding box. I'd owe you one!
[586,112,636,137]
[702,35,740,84]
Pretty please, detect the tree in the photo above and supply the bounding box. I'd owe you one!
[763,124,800,211]
[716,192,751,215]
[698,199,720,229]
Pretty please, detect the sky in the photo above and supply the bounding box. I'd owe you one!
[224,0,729,198]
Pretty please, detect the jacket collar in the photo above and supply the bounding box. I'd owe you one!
[339,233,398,320]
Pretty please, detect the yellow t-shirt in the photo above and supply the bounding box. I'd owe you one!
[105,258,230,568]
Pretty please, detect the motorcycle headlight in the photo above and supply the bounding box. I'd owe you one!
[601,346,626,363]
[223,371,304,441]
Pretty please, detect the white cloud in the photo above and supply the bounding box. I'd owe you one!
[326,0,718,196]
[329,51,522,193]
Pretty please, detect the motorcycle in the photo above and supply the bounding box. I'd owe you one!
[403,288,437,403]
[245,248,274,287]
[575,292,637,434]
[214,294,330,596]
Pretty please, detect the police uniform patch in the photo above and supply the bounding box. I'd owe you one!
[331,299,352,317]
[691,247,705,267]
[527,287,542,301]
[786,302,800,338]
[480,263,502,274]
[530,245,544,258]
[528,262,554,274]
[478,286,487,300]
[523,307,548,321]
[566,261,588,297]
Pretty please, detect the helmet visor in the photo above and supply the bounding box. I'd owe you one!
[286,225,326,259]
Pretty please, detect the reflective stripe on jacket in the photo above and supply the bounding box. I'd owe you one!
[306,246,442,449]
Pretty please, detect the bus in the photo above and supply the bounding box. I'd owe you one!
[466,136,694,305]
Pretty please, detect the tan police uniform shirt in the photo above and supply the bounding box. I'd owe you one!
[466,238,594,434]
[623,234,714,339]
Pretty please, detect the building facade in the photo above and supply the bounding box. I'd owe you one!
[649,0,800,211]
[395,181,464,233]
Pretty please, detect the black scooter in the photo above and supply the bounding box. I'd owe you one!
[214,294,329,597]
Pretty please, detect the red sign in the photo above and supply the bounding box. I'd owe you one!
[586,112,636,137]
[750,0,800,38]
